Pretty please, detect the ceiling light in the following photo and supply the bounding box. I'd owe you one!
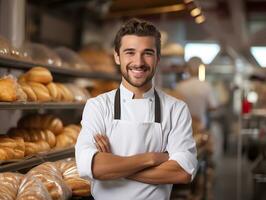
[185,43,220,64]
[198,64,206,81]
[250,46,266,67]
[195,15,205,24]
[190,8,201,17]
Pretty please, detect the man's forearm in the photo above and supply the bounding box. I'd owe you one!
[128,160,191,184]
[92,152,168,180]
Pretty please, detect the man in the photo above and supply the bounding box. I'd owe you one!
[176,57,218,130]
[75,18,197,200]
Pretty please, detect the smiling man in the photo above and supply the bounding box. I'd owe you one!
[75,18,198,200]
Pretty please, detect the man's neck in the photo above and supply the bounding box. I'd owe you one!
[121,81,152,99]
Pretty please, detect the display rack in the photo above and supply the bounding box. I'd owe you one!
[0,56,119,174]
[0,57,121,81]
[0,148,74,172]
[0,102,85,110]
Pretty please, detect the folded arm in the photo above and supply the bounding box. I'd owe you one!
[92,151,168,180]
[128,160,191,184]
[93,134,190,184]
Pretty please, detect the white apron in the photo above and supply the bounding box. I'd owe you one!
[91,88,172,200]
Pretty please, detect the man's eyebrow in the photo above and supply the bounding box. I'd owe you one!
[123,48,135,52]
[144,49,155,53]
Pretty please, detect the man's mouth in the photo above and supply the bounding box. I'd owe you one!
[128,67,149,78]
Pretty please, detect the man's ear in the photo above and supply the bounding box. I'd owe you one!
[113,50,120,65]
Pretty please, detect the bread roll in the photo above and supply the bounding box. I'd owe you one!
[43,130,56,148]
[17,176,52,200]
[12,136,25,159]
[56,83,74,102]
[47,82,60,101]
[0,136,17,148]
[28,82,51,102]
[0,77,17,101]
[27,162,71,200]
[20,82,37,101]
[0,172,23,199]
[49,118,63,135]
[55,134,75,149]
[25,142,39,156]
[0,149,8,160]
[55,159,91,196]
[25,66,53,84]
[62,127,79,142]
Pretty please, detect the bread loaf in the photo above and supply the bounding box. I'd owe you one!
[0,77,17,101]
[20,82,37,101]
[25,66,53,84]
[28,82,51,102]
[55,134,75,149]
[56,83,74,102]
[55,159,91,197]
[17,175,52,200]
[0,172,23,199]
[27,162,71,200]
[47,82,60,101]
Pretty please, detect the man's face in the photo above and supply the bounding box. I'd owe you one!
[114,35,159,89]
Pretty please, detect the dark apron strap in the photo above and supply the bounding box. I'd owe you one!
[114,88,161,123]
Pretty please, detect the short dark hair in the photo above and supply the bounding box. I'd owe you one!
[114,18,161,57]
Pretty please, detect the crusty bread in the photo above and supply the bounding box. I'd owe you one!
[28,82,51,102]
[55,134,75,149]
[25,66,53,84]
[56,83,74,102]
[47,82,60,101]
[0,77,17,101]
[20,82,37,101]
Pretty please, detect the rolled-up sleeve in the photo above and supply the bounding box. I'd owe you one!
[75,98,105,180]
[167,102,198,180]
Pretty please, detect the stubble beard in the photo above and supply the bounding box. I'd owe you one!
[121,64,155,88]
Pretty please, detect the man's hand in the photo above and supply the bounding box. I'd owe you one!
[93,134,111,153]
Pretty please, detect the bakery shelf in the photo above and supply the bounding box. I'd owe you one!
[0,102,85,110]
[0,57,121,81]
[0,147,75,172]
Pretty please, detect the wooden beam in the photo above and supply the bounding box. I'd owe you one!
[107,4,185,18]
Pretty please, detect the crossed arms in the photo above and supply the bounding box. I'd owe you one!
[91,134,192,184]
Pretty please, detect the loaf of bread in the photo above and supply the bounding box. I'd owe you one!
[25,140,50,156]
[47,82,61,101]
[0,172,24,199]
[25,66,53,84]
[55,159,91,196]
[0,136,25,160]
[0,77,17,101]
[27,162,72,200]
[56,83,74,102]
[18,114,63,135]
[17,175,52,200]
[20,82,38,101]
[55,134,75,149]
[28,82,51,102]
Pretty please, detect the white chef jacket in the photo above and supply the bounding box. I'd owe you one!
[75,84,198,199]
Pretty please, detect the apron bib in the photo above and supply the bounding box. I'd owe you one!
[91,88,172,200]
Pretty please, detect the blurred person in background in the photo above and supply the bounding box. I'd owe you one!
[175,57,218,131]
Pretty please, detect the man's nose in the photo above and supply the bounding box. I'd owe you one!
[134,54,145,66]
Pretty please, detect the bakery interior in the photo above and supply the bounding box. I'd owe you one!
[0,0,266,199]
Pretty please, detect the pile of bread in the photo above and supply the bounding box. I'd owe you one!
[0,66,90,102]
[0,114,81,161]
[0,159,91,199]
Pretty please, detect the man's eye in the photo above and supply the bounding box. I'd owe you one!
[145,52,154,56]
[126,52,134,55]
